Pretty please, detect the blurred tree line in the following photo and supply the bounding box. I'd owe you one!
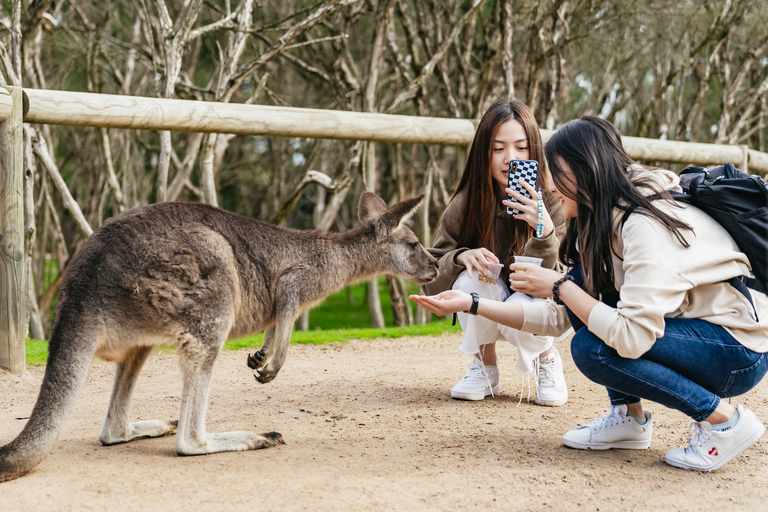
[0,0,766,337]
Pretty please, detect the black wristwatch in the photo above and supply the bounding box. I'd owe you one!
[468,292,480,315]
[452,292,481,326]
[552,274,575,305]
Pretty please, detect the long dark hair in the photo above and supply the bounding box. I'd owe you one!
[545,116,691,296]
[451,99,547,262]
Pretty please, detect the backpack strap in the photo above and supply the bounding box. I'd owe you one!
[741,276,767,295]
[728,276,759,322]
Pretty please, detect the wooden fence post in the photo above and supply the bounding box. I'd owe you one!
[0,86,27,374]
[741,144,749,173]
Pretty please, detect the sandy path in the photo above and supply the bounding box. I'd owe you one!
[2,333,767,511]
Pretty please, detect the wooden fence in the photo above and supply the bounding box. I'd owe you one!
[2,85,768,374]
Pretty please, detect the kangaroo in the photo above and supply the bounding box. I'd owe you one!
[0,192,438,482]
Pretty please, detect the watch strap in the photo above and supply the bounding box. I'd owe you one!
[469,292,480,315]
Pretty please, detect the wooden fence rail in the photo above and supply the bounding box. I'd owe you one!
[2,85,768,374]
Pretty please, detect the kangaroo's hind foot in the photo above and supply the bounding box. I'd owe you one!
[177,431,285,456]
[177,330,285,455]
[100,420,177,445]
[99,346,177,445]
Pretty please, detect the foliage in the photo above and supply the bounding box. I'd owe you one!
[1,0,767,336]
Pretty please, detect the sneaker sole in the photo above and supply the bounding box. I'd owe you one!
[451,385,500,401]
[664,420,765,472]
[562,438,651,450]
[535,394,568,407]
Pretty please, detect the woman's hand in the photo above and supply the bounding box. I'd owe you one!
[409,290,472,316]
[507,263,562,298]
[503,179,554,238]
[455,248,499,279]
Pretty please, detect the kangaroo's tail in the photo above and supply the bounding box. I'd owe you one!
[0,312,99,483]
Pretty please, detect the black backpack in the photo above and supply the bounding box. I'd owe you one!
[671,163,768,299]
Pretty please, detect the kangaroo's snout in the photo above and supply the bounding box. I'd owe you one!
[412,252,439,285]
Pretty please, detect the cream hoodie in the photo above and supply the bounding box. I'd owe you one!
[520,165,768,358]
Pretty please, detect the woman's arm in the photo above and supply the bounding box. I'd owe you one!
[409,289,526,330]
[425,191,502,293]
[507,264,599,326]
[411,263,597,333]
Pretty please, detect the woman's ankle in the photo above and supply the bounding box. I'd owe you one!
[477,343,497,366]
[625,402,644,420]
[704,402,737,425]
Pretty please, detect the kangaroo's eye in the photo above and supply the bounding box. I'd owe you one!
[409,242,419,249]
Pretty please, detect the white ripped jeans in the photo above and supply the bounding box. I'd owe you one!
[452,270,561,374]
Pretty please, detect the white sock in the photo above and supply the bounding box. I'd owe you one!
[712,410,740,432]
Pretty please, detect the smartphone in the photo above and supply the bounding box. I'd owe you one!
[506,159,539,215]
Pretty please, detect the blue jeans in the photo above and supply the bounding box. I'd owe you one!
[565,268,768,421]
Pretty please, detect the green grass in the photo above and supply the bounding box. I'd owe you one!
[23,278,457,365]
[224,319,460,350]
[25,338,51,367]
[24,320,459,366]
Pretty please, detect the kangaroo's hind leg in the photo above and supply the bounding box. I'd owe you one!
[99,345,176,445]
[175,332,284,456]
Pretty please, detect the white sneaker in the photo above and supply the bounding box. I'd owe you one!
[562,404,653,450]
[451,359,499,401]
[534,347,568,406]
[665,404,765,472]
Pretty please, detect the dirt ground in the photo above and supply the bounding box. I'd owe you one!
[2,333,768,511]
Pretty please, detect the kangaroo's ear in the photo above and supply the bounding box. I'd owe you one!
[379,195,424,233]
[358,192,388,223]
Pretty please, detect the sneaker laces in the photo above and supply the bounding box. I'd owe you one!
[586,406,627,431]
[537,355,558,388]
[516,360,538,408]
[684,422,713,453]
[517,355,551,408]
[464,361,496,398]
[475,346,495,398]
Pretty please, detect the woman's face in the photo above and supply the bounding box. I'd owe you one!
[490,119,531,192]
[549,157,579,219]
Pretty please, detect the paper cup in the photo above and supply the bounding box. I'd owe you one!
[513,256,543,272]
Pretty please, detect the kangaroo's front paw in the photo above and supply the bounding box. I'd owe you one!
[246,350,266,369]
[253,364,280,383]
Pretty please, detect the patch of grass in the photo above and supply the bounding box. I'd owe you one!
[25,337,50,367]
[25,319,459,365]
[305,277,422,330]
[224,319,460,350]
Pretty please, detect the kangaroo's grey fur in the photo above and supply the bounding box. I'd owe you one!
[0,192,438,482]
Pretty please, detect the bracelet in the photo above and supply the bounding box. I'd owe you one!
[552,274,574,305]
[536,187,544,238]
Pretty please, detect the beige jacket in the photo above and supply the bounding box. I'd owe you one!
[520,166,768,358]
[424,188,566,295]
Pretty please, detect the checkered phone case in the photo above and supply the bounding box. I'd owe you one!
[506,159,539,215]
